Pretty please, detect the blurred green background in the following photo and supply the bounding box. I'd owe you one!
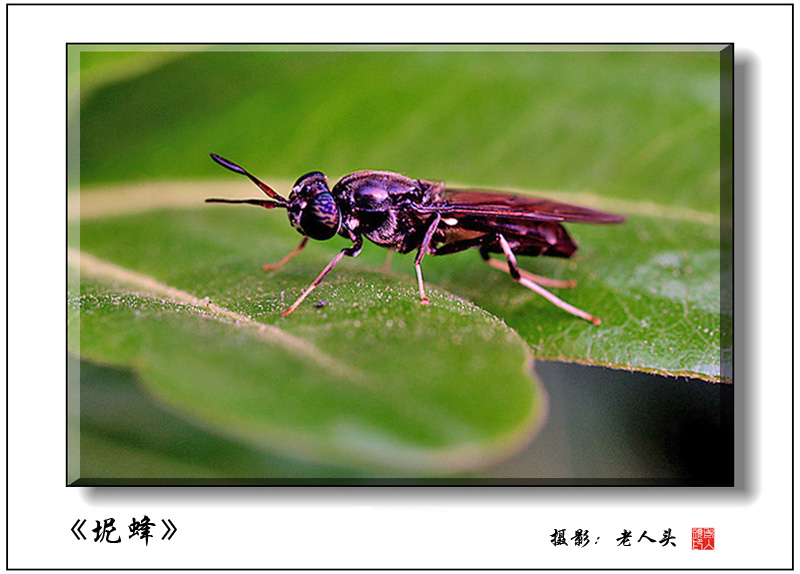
[68,46,731,483]
[75,48,721,209]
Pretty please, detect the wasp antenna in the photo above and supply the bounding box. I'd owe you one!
[209,153,248,175]
[210,153,288,204]
[205,198,286,209]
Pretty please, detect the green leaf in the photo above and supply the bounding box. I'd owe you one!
[73,47,728,381]
[69,208,545,475]
[423,200,727,380]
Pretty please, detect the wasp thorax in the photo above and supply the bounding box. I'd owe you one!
[287,171,341,240]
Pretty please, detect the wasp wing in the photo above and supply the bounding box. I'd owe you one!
[420,188,625,224]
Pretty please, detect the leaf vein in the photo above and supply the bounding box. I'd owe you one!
[68,247,369,385]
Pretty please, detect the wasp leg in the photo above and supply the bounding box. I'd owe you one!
[281,238,363,317]
[263,237,309,272]
[494,234,601,325]
[414,213,442,304]
[479,248,576,288]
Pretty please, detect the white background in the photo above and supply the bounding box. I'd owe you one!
[5,3,793,569]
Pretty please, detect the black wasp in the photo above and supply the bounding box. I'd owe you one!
[206,153,625,324]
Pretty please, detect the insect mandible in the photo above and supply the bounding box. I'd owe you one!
[205,153,625,324]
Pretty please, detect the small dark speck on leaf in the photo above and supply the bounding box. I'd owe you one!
[313,301,327,308]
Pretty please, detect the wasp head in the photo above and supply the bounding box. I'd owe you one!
[287,171,342,241]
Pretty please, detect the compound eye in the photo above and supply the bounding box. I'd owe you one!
[300,192,341,240]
